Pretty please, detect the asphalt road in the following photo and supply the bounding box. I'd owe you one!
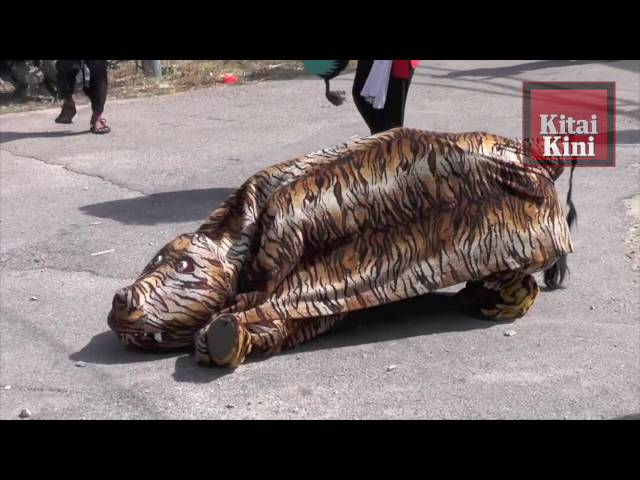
[1,60,638,419]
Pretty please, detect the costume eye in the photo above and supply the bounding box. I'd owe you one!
[152,254,163,266]
[176,258,194,273]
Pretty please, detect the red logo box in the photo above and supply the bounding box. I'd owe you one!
[523,82,615,167]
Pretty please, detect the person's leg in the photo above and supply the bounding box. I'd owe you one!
[353,60,387,134]
[85,60,110,133]
[353,61,415,134]
[374,66,415,132]
[55,60,80,123]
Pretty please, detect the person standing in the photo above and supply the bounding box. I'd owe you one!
[352,60,419,134]
[55,60,111,134]
[308,60,419,134]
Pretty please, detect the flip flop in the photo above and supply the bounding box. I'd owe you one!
[90,117,111,134]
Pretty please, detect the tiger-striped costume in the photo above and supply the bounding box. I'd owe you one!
[108,128,574,368]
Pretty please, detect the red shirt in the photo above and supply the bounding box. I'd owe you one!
[392,60,420,79]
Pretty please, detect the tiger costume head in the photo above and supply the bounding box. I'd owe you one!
[107,233,232,349]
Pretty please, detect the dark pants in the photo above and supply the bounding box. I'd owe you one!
[56,60,108,114]
[352,60,414,135]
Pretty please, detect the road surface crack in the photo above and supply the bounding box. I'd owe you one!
[1,148,147,196]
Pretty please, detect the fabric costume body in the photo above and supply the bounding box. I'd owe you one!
[108,128,573,368]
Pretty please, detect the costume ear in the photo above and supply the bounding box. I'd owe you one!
[200,234,220,257]
[198,234,234,296]
[200,233,218,255]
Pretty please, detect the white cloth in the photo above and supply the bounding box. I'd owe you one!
[360,60,393,109]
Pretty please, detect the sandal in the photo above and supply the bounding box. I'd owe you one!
[55,102,76,124]
[90,117,111,135]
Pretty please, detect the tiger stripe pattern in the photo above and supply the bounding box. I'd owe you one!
[108,128,573,367]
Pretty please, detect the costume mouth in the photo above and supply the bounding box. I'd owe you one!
[118,331,191,349]
[107,310,193,349]
[117,329,193,350]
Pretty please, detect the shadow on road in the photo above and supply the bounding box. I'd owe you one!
[616,129,640,145]
[69,331,187,365]
[438,60,603,78]
[606,60,640,74]
[80,188,235,225]
[70,292,499,383]
[173,292,496,383]
[172,355,236,383]
[334,73,639,121]
[0,129,89,144]
[614,414,640,419]
[69,330,232,383]
[276,292,496,357]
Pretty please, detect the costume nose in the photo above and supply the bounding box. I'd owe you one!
[112,288,127,309]
[112,287,140,310]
